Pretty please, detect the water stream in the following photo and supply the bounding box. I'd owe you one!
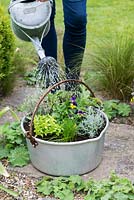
[35,56,79,92]
[36,56,64,92]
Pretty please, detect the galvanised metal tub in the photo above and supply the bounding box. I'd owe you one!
[21,110,109,176]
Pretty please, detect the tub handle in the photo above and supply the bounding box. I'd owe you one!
[27,79,95,147]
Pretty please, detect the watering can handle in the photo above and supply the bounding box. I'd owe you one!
[8,0,34,12]
[8,0,52,13]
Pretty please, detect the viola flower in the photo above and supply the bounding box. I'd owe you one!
[130,97,134,105]
[70,95,77,106]
[77,110,85,115]
[71,95,76,101]
[70,103,77,109]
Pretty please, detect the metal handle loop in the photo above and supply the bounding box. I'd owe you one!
[27,79,95,147]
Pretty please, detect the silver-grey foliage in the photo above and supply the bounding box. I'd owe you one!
[78,107,105,138]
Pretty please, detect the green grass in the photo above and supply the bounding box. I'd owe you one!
[85,0,134,65]
[88,1,134,43]
[0,0,10,8]
[56,0,134,71]
[1,0,134,85]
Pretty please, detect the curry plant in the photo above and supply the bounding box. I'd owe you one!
[78,107,105,138]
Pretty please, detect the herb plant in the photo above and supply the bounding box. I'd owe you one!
[33,88,106,142]
[34,114,63,139]
[61,118,77,142]
[78,107,105,138]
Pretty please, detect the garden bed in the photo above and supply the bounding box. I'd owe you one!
[0,78,134,199]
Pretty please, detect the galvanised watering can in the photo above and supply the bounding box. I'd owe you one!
[9,0,61,90]
[8,0,52,59]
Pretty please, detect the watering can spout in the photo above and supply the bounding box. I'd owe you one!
[32,37,45,59]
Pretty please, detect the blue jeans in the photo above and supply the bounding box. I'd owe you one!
[41,0,87,79]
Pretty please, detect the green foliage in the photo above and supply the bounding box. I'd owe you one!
[0,121,29,166]
[34,114,63,139]
[116,103,131,117]
[36,175,85,200]
[77,86,102,109]
[24,68,37,86]
[8,146,29,167]
[19,88,45,114]
[36,173,134,200]
[89,35,134,100]
[0,6,15,95]
[61,118,77,142]
[48,90,73,122]
[0,184,19,198]
[0,106,19,121]
[34,115,78,142]
[0,106,29,166]
[33,89,105,142]
[85,173,134,200]
[103,100,131,120]
[0,146,9,160]
[1,122,26,147]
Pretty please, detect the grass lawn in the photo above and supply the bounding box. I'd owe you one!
[1,0,134,73]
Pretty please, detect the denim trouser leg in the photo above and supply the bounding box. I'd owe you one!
[41,0,87,80]
[41,0,57,60]
[63,0,87,79]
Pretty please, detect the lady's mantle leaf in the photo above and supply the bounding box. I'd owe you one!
[8,146,29,167]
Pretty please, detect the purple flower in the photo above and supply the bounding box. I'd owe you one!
[77,110,85,115]
[71,95,76,101]
[70,95,77,106]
